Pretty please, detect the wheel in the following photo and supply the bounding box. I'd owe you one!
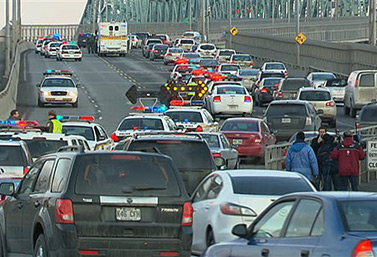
[350,104,357,118]
[235,158,241,169]
[35,50,38,54]
[78,58,82,62]
[206,228,216,248]
[150,57,154,61]
[38,99,44,107]
[44,54,48,58]
[72,99,78,108]
[330,120,337,128]
[344,104,350,115]
[33,234,49,257]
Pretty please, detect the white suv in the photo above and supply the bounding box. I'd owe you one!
[0,140,33,176]
[197,43,217,58]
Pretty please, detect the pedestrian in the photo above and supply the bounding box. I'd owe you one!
[7,109,21,121]
[87,35,93,54]
[46,110,62,133]
[330,130,365,191]
[286,131,319,186]
[311,126,327,156]
[317,134,339,191]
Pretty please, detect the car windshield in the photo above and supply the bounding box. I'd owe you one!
[219,50,235,56]
[0,145,26,166]
[231,176,313,195]
[312,73,336,81]
[360,108,377,122]
[183,53,200,58]
[50,43,61,48]
[260,72,285,79]
[181,39,194,44]
[200,44,215,50]
[183,32,195,37]
[25,140,67,159]
[282,79,310,91]
[200,59,218,66]
[239,69,259,76]
[169,48,183,53]
[42,78,75,88]
[74,154,180,196]
[62,45,79,50]
[118,118,164,131]
[221,121,259,132]
[221,65,240,72]
[233,55,251,61]
[129,141,213,170]
[299,91,331,101]
[62,126,95,141]
[217,86,246,95]
[263,79,282,87]
[267,104,307,116]
[339,200,377,232]
[265,63,285,70]
[326,79,347,87]
[200,134,220,148]
[165,111,203,123]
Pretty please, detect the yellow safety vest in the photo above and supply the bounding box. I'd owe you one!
[51,119,63,133]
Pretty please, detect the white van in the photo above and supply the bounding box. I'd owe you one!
[97,22,128,57]
[344,70,377,117]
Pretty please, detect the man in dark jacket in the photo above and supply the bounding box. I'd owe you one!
[311,126,327,156]
[317,134,338,191]
[330,130,365,191]
[7,109,21,121]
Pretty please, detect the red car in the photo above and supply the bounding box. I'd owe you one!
[220,118,276,162]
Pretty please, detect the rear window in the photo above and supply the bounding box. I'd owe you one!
[200,59,218,66]
[200,44,215,50]
[62,126,95,141]
[233,55,251,61]
[221,121,259,132]
[219,50,235,56]
[165,111,203,123]
[231,176,313,195]
[42,78,75,88]
[183,32,195,37]
[326,79,347,87]
[217,86,246,95]
[260,72,285,79]
[0,145,26,166]
[50,43,61,48]
[154,44,168,50]
[299,91,331,101]
[62,45,79,50]
[239,69,259,76]
[312,73,336,81]
[267,104,307,117]
[169,48,183,53]
[129,141,213,170]
[200,134,220,148]
[359,73,375,88]
[118,118,164,131]
[74,154,180,196]
[221,65,240,72]
[339,200,377,232]
[147,40,161,44]
[181,39,194,44]
[183,53,200,58]
[262,79,282,87]
[265,63,285,70]
[25,140,67,159]
[360,108,377,122]
[282,79,310,91]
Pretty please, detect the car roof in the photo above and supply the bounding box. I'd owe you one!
[0,140,25,146]
[283,191,377,201]
[9,132,87,140]
[284,77,308,81]
[309,72,335,75]
[270,100,309,105]
[165,108,203,113]
[299,87,330,92]
[223,117,262,123]
[219,169,306,178]
[122,115,165,120]
[62,122,97,127]
[264,62,285,65]
[132,134,203,141]
[43,76,72,80]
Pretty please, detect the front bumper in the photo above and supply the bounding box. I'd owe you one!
[40,95,78,104]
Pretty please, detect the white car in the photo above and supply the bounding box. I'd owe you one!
[177,38,196,52]
[163,47,183,65]
[111,114,177,142]
[216,49,236,64]
[182,31,202,43]
[197,43,217,58]
[205,84,253,116]
[37,71,78,107]
[0,140,33,176]
[35,39,43,54]
[164,108,219,132]
[56,44,82,61]
[218,64,241,75]
[261,62,288,77]
[61,116,113,151]
[230,54,254,68]
[45,41,62,58]
[129,35,142,48]
[297,87,337,127]
[306,72,336,87]
[191,170,316,255]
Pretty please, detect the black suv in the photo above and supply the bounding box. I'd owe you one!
[117,133,225,195]
[0,151,192,257]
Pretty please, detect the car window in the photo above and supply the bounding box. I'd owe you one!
[285,199,322,237]
[0,145,27,166]
[299,91,331,101]
[201,134,220,148]
[261,122,271,134]
[221,121,259,132]
[206,175,223,200]
[253,201,295,238]
[62,45,79,50]
[72,140,77,146]
[282,80,310,91]
[77,140,84,146]
[217,86,246,95]
[180,39,194,44]
[312,73,336,81]
[262,79,282,87]
[193,175,221,202]
[203,110,214,122]
[165,111,203,123]
[33,160,55,193]
[233,55,251,61]
[119,118,164,131]
[220,135,231,149]
[360,108,377,122]
[25,140,67,159]
[265,63,285,70]
[339,200,377,232]
[62,126,95,141]
[267,104,307,117]
[83,141,90,150]
[359,73,375,88]
[239,69,259,76]
[221,65,240,72]
[17,162,43,195]
[94,127,102,141]
[42,78,75,88]
[99,127,108,139]
[51,158,71,193]
[311,209,324,236]
[200,44,215,50]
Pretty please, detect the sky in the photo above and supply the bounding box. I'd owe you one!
[0,0,87,28]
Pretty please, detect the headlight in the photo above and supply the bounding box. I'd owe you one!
[68,92,77,96]
[42,91,51,96]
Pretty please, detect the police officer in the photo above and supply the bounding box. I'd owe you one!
[46,110,62,133]
[87,35,94,54]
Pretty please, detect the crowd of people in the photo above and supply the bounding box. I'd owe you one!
[286,127,365,191]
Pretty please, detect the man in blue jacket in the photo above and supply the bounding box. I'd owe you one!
[286,131,319,183]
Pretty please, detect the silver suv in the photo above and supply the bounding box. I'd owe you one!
[0,140,33,176]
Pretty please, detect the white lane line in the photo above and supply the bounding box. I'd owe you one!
[97,110,102,113]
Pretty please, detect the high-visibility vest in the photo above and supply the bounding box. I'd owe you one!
[51,119,63,133]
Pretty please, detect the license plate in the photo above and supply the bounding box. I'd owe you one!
[233,139,243,144]
[228,105,238,109]
[69,51,74,54]
[282,118,291,123]
[116,207,141,221]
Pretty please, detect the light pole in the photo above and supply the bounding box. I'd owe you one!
[12,0,17,55]
[5,0,11,76]
[229,0,232,48]
[17,0,21,41]
[296,0,301,66]
[189,0,192,30]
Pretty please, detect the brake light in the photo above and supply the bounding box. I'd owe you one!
[213,96,221,102]
[250,60,254,66]
[111,133,119,141]
[79,50,82,54]
[278,92,283,98]
[244,96,252,102]
[352,240,374,257]
[192,68,206,76]
[195,125,203,132]
[231,61,235,64]
[220,202,257,216]
[284,70,288,76]
[261,88,268,93]
[23,166,28,175]
[306,117,312,126]
[153,50,158,53]
[55,199,74,224]
[213,153,221,157]
[163,40,169,44]
[79,250,99,255]
[166,53,171,56]
[130,106,146,111]
[326,101,335,107]
[355,122,361,130]
[62,51,68,54]
[355,79,359,87]
[176,58,188,64]
[160,252,179,257]
[181,202,193,226]
[252,135,262,143]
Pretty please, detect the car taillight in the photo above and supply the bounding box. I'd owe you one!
[213,153,221,157]
[244,96,252,102]
[250,60,254,66]
[251,135,262,143]
[23,166,28,175]
[326,101,335,107]
[79,50,82,54]
[62,51,68,54]
[79,250,99,255]
[43,46,47,49]
[213,96,221,102]
[278,92,283,98]
[153,50,158,53]
[55,199,74,224]
[111,133,119,142]
[355,122,361,130]
[163,40,169,44]
[195,125,203,132]
[305,117,312,126]
[231,61,235,64]
[148,49,152,52]
[220,202,257,217]
[261,88,268,93]
[160,252,179,257]
[166,53,171,56]
[284,71,288,76]
[355,79,359,87]
[352,240,374,257]
[181,202,193,226]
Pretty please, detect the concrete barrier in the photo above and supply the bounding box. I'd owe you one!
[0,41,33,119]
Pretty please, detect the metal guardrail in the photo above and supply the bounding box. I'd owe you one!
[265,125,377,185]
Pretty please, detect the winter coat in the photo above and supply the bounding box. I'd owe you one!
[286,140,319,182]
[317,142,338,175]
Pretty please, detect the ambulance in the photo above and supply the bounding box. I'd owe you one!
[97,22,128,56]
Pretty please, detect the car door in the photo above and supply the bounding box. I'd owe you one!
[261,122,275,146]
[231,200,296,257]
[274,199,323,257]
[3,161,43,254]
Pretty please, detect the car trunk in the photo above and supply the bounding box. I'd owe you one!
[223,132,261,147]
[269,115,307,130]
[236,195,276,223]
[220,94,245,107]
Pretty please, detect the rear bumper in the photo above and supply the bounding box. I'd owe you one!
[212,103,253,115]
[258,93,274,103]
[61,54,82,59]
[319,113,336,122]
[236,144,264,157]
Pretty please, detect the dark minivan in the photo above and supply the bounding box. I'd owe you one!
[0,151,193,257]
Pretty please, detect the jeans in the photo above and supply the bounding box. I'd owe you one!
[339,175,358,191]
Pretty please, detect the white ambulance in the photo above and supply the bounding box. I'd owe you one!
[97,22,128,57]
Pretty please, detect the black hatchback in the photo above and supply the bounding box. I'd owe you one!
[0,151,193,257]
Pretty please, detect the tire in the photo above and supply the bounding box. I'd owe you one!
[33,234,49,257]
[44,54,48,58]
[330,120,337,128]
[206,228,215,248]
[344,104,350,115]
[38,99,44,107]
[72,99,78,108]
[350,104,357,118]
[235,158,241,169]
[78,58,82,62]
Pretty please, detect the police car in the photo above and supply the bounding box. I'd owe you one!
[36,70,78,107]
[61,116,113,150]
[56,43,82,61]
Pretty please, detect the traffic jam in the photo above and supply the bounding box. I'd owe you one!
[0,27,376,257]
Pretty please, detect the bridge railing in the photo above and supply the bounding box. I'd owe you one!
[21,25,92,42]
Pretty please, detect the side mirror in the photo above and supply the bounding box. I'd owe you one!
[0,183,15,196]
[36,83,40,87]
[214,156,226,169]
[317,109,324,115]
[232,224,248,238]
